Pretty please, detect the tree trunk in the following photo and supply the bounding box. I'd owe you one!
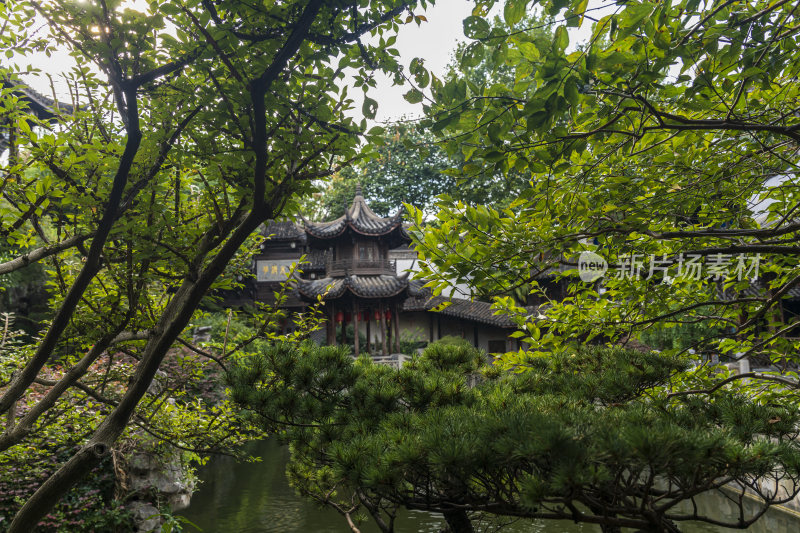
[7,207,262,532]
[442,510,473,533]
[5,398,15,430]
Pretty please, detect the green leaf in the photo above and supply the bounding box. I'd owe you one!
[403,89,424,104]
[574,0,589,27]
[410,57,430,88]
[362,96,378,119]
[461,42,484,68]
[504,0,528,26]
[463,16,490,40]
[564,79,580,107]
[483,150,506,162]
[519,41,540,61]
[554,25,569,51]
[432,112,460,133]
[653,27,671,49]
[618,2,655,40]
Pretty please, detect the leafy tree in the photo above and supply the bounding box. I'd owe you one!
[0,0,430,529]
[229,340,800,533]
[307,122,456,219]
[308,12,557,221]
[407,0,800,385]
[0,331,250,532]
[439,10,558,207]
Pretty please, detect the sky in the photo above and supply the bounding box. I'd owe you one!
[17,0,605,124]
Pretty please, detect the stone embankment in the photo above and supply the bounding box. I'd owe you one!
[120,452,195,533]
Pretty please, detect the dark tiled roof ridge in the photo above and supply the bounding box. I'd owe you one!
[262,219,305,241]
[304,190,407,240]
[296,274,413,300]
[403,293,537,328]
[2,76,75,119]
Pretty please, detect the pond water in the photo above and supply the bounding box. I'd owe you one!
[179,440,800,533]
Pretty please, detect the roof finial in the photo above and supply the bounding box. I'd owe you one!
[354,182,363,198]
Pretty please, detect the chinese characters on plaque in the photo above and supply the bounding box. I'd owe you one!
[256,260,297,282]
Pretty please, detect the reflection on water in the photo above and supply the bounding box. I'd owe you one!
[179,440,450,533]
[179,440,800,533]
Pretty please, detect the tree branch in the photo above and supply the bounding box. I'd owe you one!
[0,234,90,275]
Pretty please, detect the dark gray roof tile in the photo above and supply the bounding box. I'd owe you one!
[296,274,411,300]
[2,77,75,120]
[304,189,409,241]
[262,220,306,242]
[403,294,537,328]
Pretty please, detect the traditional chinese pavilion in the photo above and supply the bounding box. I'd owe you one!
[239,186,535,359]
[295,184,425,356]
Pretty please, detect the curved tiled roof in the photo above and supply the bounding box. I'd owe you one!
[403,293,538,328]
[262,220,306,242]
[304,184,410,242]
[407,278,430,297]
[296,273,415,300]
[1,77,75,120]
[2,76,75,154]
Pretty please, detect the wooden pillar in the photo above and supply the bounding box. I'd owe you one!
[379,302,388,355]
[429,313,434,343]
[353,301,360,357]
[387,310,392,352]
[366,309,372,354]
[326,304,336,345]
[392,303,400,353]
[340,309,347,346]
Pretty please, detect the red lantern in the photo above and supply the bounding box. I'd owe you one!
[335,311,344,323]
[345,312,351,323]
[374,309,381,320]
[362,311,369,321]
[385,309,392,320]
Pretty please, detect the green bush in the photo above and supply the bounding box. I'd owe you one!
[430,334,473,347]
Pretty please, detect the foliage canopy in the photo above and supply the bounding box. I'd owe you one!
[0,0,430,528]
[230,341,800,533]
[407,0,800,386]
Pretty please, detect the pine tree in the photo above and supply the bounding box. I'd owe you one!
[229,341,800,533]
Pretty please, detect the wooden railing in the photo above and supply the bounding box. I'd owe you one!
[326,258,396,276]
[361,353,411,369]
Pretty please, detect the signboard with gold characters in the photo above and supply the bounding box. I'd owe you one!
[256,260,297,282]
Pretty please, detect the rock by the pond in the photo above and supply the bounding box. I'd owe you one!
[128,502,161,533]
[130,455,191,496]
[125,450,196,532]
